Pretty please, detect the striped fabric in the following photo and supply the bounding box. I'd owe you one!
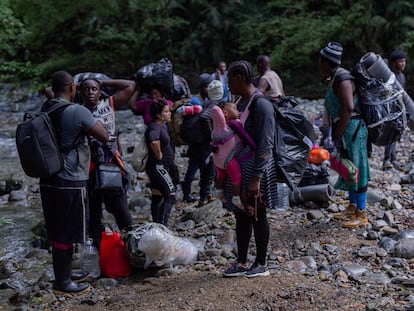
[224,146,278,210]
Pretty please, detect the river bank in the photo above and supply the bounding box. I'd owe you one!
[2,86,414,310]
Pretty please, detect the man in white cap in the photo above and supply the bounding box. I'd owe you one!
[181,76,219,206]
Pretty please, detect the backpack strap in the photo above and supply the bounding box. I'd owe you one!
[45,99,83,153]
[239,91,262,125]
[330,68,355,93]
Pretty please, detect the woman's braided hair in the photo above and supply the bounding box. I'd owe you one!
[228,60,254,83]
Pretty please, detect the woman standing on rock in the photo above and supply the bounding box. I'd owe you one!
[145,99,176,225]
[223,60,277,278]
[319,42,370,227]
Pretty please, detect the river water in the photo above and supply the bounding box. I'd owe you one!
[0,110,43,261]
[0,92,147,263]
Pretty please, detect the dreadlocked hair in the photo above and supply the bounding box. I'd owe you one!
[228,60,254,83]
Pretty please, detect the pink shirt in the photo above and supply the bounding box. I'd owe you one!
[134,98,173,125]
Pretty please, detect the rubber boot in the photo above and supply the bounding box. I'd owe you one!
[182,182,197,203]
[151,195,163,223]
[333,204,357,220]
[161,195,176,226]
[53,247,89,294]
[71,270,89,282]
[343,209,368,228]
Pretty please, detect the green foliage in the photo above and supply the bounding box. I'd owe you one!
[1,0,414,97]
[0,60,37,82]
[0,0,26,59]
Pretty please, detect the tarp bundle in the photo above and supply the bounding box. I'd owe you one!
[352,53,410,146]
[271,97,316,190]
[135,58,174,98]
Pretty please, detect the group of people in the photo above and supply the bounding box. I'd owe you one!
[38,42,406,292]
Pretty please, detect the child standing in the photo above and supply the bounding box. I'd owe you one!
[211,102,256,209]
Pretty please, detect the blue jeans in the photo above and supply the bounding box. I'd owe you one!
[383,142,396,162]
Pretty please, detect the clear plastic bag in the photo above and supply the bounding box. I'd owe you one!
[129,223,199,269]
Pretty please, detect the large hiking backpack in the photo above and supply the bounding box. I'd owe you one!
[15,100,70,178]
[349,53,409,146]
[168,98,191,146]
[131,134,148,172]
[252,95,315,190]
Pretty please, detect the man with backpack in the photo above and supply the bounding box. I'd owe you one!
[181,73,217,206]
[319,42,370,228]
[39,71,108,294]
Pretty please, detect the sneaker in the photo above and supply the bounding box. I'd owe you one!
[223,263,249,277]
[245,264,270,278]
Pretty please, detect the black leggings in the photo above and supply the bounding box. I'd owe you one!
[147,163,176,225]
[234,205,269,266]
[146,163,176,196]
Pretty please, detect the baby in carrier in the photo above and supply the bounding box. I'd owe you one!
[211,102,256,209]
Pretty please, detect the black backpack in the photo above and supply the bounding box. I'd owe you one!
[179,113,204,144]
[15,100,71,178]
[252,95,315,190]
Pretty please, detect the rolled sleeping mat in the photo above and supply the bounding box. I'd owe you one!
[361,52,393,82]
[360,52,414,130]
[289,183,333,204]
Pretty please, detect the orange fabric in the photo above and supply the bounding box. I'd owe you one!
[309,148,330,164]
[109,96,115,111]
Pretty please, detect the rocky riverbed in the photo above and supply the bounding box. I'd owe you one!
[2,88,414,310]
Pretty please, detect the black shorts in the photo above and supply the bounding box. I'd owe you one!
[40,176,89,244]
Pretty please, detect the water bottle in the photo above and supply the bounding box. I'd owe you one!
[276,182,290,211]
[80,238,100,278]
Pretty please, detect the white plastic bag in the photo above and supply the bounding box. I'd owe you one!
[136,223,199,269]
